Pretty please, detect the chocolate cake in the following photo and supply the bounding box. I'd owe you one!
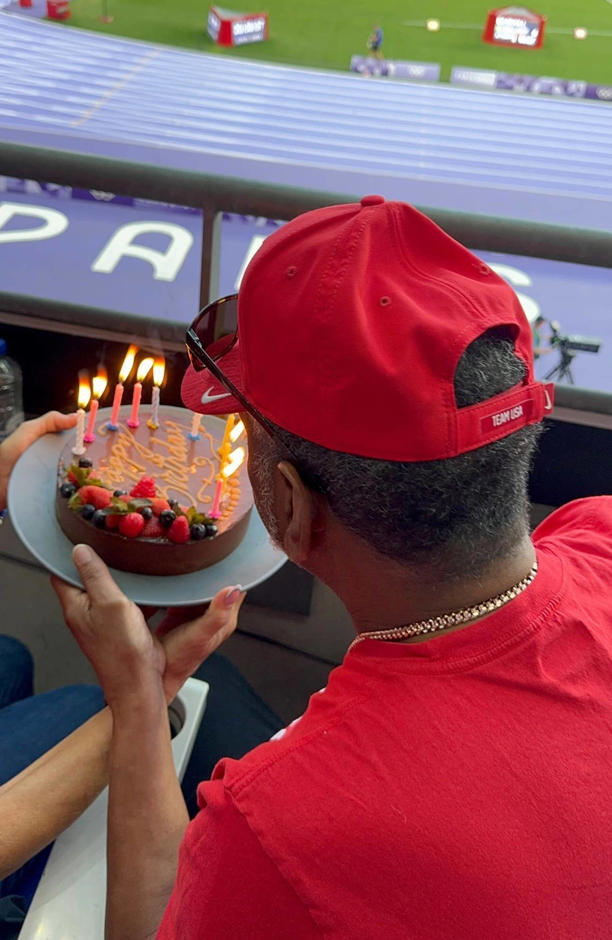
[55,407,252,575]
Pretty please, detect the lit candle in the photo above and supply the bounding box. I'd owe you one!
[209,446,245,519]
[217,415,234,474]
[72,371,91,456]
[230,419,245,443]
[220,414,235,450]
[127,357,154,429]
[84,366,108,443]
[147,356,165,430]
[188,412,202,441]
[222,446,246,480]
[108,345,138,430]
[208,417,241,517]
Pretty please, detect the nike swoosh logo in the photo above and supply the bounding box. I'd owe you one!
[201,386,232,404]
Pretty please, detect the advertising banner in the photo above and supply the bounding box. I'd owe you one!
[451,66,612,102]
[483,7,546,48]
[207,6,268,47]
[350,57,440,81]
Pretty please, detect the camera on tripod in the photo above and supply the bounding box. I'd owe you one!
[545,320,602,384]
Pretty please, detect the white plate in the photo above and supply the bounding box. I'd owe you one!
[7,408,286,606]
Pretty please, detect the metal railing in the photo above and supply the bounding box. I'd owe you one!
[0,141,611,416]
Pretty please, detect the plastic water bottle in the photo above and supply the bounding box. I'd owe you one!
[0,339,24,442]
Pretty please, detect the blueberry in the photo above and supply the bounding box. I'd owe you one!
[140,506,153,520]
[92,510,107,529]
[190,523,207,541]
[159,509,176,528]
[205,523,218,540]
[78,457,93,468]
[81,503,96,521]
[60,482,76,498]
[113,489,127,498]
[168,499,178,509]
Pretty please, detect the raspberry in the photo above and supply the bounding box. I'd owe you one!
[105,514,122,529]
[79,485,111,510]
[130,476,156,499]
[168,515,190,544]
[151,498,171,516]
[141,516,164,539]
[118,512,145,539]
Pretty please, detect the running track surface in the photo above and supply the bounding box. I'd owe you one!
[1,13,611,231]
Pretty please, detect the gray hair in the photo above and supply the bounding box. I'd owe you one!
[252,328,543,581]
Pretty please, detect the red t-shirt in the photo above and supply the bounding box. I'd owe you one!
[158,497,612,939]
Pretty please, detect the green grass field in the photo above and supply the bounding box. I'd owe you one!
[63,0,612,85]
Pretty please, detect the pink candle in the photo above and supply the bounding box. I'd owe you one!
[84,399,99,443]
[108,345,138,431]
[108,382,123,430]
[209,478,223,518]
[85,369,107,442]
[127,382,142,428]
[127,357,154,430]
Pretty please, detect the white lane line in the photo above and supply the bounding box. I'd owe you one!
[71,47,161,128]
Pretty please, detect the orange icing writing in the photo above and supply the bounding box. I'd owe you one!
[95,418,239,509]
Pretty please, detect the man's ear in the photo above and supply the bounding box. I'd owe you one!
[275,461,325,564]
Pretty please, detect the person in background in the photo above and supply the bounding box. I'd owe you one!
[532,314,553,359]
[0,413,246,929]
[0,412,104,921]
[54,197,611,938]
[367,23,383,59]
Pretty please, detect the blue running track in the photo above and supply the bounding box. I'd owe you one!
[0,12,611,230]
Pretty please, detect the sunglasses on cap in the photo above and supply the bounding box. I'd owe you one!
[185,293,276,439]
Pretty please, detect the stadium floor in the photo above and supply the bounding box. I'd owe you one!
[1,12,611,231]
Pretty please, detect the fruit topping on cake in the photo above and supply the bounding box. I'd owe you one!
[59,466,219,542]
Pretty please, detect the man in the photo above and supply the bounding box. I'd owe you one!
[532,313,552,359]
[367,23,383,59]
[55,197,611,938]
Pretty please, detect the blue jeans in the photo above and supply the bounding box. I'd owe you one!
[0,635,104,920]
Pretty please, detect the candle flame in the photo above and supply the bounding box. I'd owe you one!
[221,446,245,478]
[118,345,138,383]
[92,365,108,400]
[230,419,245,443]
[136,357,154,382]
[77,370,91,410]
[152,356,165,387]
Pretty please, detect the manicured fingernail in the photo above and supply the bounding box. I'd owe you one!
[73,544,93,565]
[224,585,243,607]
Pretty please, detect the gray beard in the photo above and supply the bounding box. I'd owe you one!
[248,451,283,551]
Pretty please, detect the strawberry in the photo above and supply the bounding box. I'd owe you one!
[151,498,170,516]
[130,476,156,499]
[79,485,111,510]
[141,516,164,539]
[168,515,190,544]
[105,514,122,530]
[67,470,79,485]
[118,512,145,539]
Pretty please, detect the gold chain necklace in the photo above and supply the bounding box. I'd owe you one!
[348,560,538,652]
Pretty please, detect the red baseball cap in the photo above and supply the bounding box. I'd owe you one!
[181,196,553,460]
